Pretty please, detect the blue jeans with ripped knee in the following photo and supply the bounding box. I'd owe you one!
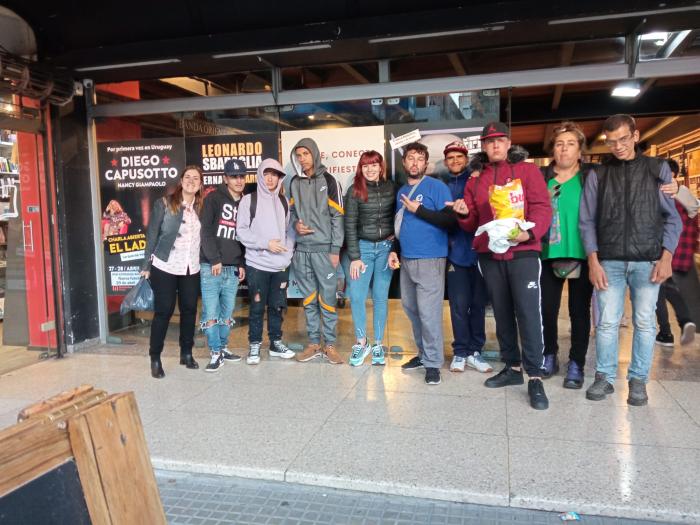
[200,263,239,354]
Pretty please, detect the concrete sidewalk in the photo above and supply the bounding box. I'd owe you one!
[1,348,698,523]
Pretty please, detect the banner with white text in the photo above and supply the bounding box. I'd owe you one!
[98,138,186,295]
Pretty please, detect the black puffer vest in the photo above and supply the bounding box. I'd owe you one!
[344,179,396,261]
[596,154,665,261]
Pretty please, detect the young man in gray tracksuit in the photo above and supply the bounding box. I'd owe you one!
[289,138,345,364]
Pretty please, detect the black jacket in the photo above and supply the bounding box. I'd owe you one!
[344,179,396,261]
[596,154,665,261]
[200,185,245,266]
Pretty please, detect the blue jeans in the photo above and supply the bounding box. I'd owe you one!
[595,260,660,384]
[347,239,394,344]
[200,263,239,353]
[447,263,487,357]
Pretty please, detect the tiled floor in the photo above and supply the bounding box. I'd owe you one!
[1,300,699,523]
[156,469,665,524]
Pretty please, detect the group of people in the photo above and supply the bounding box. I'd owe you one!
[140,114,699,412]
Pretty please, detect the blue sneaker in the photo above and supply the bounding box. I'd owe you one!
[371,344,385,366]
[349,343,371,366]
[563,361,584,389]
[542,354,559,378]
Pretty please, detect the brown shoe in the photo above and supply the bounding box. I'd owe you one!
[323,344,343,365]
[295,343,322,362]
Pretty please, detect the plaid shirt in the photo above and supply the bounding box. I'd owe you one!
[672,201,699,272]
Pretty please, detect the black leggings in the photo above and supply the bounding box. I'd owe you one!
[149,265,200,358]
[540,259,593,368]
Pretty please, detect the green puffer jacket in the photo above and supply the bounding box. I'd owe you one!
[344,179,397,261]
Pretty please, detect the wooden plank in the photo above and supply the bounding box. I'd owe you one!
[71,393,166,525]
[18,385,98,421]
[19,387,108,424]
[69,413,113,525]
[0,421,72,497]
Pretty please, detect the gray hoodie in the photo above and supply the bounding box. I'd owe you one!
[237,159,295,272]
[288,138,344,254]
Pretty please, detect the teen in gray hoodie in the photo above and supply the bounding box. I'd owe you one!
[288,138,345,364]
[237,159,296,364]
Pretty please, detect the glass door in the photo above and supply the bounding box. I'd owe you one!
[0,122,57,374]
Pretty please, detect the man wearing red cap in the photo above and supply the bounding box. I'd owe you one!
[451,122,552,410]
[441,140,490,374]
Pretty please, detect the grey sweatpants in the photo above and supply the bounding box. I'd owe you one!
[400,257,446,368]
[292,251,338,344]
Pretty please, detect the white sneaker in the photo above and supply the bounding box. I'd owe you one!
[681,322,696,346]
[449,355,466,372]
[247,342,261,365]
[467,352,493,373]
[269,340,295,359]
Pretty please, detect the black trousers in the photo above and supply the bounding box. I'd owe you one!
[246,265,289,343]
[149,265,200,358]
[656,275,692,335]
[540,259,593,368]
[478,254,544,377]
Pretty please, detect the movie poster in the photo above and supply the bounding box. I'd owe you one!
[384,124,484,184]
[185,133,279,194]
[98,138,185,295]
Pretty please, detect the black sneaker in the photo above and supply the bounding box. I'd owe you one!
[221,348,242,361]
[484,366,524,388]
[655,333,674,347]
[205,353,224,373]
[585,372,614,401]
[401,356,424,371]
[425,368,441,385]
[528,379,549,410]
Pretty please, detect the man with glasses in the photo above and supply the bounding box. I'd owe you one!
[579,114,681,406]
[450,122,553,410]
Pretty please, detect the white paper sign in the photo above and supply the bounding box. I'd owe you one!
[389,129,421,150]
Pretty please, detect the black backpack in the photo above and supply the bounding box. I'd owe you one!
[249,191,289,225]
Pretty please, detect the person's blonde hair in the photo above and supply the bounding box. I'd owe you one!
[547,121,587,155]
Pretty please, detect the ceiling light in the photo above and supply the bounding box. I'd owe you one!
[641,32,669,46]
[213,44,331,59]
[308,115,315,120]
[549,6,698,25]
[369,25,504,44]
[611,82,640,98]
[75,59,181,72]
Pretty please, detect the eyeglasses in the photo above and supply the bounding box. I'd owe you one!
[604,134,634,148]
[550,184,561,200]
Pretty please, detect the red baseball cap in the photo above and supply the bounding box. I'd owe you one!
[480,122,510,140]
[443,140,468,157]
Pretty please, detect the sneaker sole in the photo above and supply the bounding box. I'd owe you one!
[655,341,674,347]
[681,324,696,346]
[222,356,242,362]
[562,379,583,390]
[402,364,424,371]
[466,363,493,373]
[627,397,648,406]
[349,348,372,366]
[586,388,613,401]
[426,378,441,385]
[371,360,385,366]
[270,351,295,359]
[246,357,261,365]
[295,352,323,362]
[205,363,223,373]
[449,365,465,372]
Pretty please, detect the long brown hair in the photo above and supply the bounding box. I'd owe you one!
[352,150,386,203]
[167,165,204,214]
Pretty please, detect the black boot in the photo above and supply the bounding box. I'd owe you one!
[150,357,165,379]
[179,354,199,369]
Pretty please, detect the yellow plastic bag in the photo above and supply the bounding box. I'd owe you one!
[488,179,525,220]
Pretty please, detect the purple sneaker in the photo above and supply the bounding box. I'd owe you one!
[563,361,584,389]
[542,354,559,378]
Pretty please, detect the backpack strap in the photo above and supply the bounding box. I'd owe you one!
[249,190,289,226]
